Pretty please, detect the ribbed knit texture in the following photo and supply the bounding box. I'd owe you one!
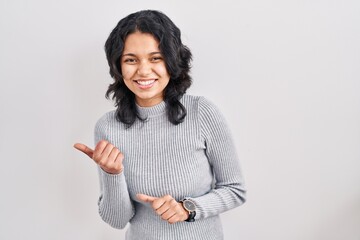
[94,95,246,240]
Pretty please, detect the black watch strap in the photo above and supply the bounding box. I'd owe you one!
[185,211,196,222]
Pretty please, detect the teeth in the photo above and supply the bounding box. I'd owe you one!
[137,80,155,86]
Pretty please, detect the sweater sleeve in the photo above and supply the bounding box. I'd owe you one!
[191,97,246,219]
[94,112,135,229]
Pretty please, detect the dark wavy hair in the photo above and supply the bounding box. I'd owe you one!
[104,10,192,126]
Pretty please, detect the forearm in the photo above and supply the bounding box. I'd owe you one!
[98,168,135,229]
[190,180,246,219]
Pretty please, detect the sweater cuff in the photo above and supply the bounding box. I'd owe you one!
[99,168,126,196]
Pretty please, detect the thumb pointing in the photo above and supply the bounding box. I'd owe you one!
[73,143,94,159]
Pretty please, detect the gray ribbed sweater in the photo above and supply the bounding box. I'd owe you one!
[94,95,246,240]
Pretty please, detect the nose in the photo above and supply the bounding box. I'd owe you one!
[137,60,152,76]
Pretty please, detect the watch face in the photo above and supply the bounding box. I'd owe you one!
[183,200,196,212]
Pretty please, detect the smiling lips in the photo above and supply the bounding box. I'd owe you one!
[134,79,157,89]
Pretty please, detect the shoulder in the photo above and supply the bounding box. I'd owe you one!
[182,94,223,117]
[180,94,219,113]
[94,110,116,133]
[181,95,226,128]
[179,94,200,108]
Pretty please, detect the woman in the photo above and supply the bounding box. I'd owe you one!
[74,10,246,240]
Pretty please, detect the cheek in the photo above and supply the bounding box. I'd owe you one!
[154,63,170,78]
[121,65,135,80]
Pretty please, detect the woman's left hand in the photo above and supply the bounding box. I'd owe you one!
[137,194,189,224]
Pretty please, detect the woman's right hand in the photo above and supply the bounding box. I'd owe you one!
[73,140,124,174]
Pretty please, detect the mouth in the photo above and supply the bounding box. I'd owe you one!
[134,79,157,89]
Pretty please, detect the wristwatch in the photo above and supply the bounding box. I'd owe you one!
[180,199,196,222]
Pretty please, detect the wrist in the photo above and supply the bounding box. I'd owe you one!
[100,165,124,175]
[180,198,196,222]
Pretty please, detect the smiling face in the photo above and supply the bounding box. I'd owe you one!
[121,31,171,107]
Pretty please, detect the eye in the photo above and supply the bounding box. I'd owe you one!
[151,56,163,62]
[124,58,137,64]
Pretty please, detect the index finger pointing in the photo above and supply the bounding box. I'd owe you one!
[137,194,157,203]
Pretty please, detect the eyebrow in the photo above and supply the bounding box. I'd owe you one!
[122,51,162,57]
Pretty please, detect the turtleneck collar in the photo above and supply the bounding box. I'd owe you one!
[136,101,166,119]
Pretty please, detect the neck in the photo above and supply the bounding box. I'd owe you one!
[135,96,164,107]
[136,101,166,119]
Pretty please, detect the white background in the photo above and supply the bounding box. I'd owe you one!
[1,0,359,239]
